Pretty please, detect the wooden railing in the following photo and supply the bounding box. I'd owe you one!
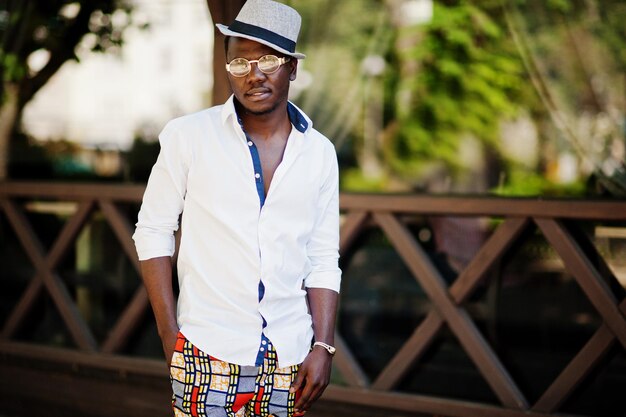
[1,181,625,417]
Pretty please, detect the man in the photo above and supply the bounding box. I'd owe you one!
[132,1,341,416]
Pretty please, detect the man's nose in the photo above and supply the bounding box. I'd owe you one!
[247,62,267,80]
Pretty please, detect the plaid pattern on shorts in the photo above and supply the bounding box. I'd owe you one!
[170,332,302,417]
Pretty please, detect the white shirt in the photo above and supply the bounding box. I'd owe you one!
[133,96,341,367]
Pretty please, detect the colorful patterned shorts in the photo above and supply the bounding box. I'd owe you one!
[170,332,302,417]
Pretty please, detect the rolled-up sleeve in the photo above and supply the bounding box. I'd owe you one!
[304,143,341,293]
[133,121,190,261]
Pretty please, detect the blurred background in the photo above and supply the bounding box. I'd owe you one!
[1,0,625,196]
[1,1,626,417]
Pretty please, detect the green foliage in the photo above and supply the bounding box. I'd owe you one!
[341,168,389,192]
[285,0,392,152]
[594,1,626,71]
[0,0,136,179]
[493,167,585,197]
[510,0,626,197]
[1,52,25,82]
[386,0,529,181]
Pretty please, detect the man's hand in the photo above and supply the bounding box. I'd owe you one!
[160,325,180,366]
[290,346,333,414]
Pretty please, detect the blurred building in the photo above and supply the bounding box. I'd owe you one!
[22,0,213,150]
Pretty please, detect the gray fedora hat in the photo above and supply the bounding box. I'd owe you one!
[216,0,306,59]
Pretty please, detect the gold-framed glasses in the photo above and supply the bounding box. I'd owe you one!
[225,55,291,77]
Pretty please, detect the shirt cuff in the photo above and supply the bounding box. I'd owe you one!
[133,233,176,261]
[304,269,341,293]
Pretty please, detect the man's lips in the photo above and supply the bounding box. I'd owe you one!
[245,88,271,100]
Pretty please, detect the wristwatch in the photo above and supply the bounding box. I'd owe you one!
[313,341,336,355]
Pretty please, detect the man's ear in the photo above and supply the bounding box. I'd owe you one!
[289,59,298,81]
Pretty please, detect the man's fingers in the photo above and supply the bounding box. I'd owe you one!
[290,367,306,393]
[294,379,314,412]
[293,351,332,412]
[294,373,328,412]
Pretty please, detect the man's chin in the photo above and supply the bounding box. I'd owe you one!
[242,101,280,116]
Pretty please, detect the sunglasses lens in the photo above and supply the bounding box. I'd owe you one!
[258,55,281,74]
[228,58,250,76]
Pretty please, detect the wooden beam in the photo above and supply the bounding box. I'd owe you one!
[0,340,166,377]
[1,200,97,351]
[535,218,626,348]
[0,341,579,417]
[101,287,149,354]
[533,297,626,412]
[340,194,626,220]
[98,199,141,274]
[2,183,626,220]
[0,181,145,202]
[322,385,579,417]
[374,212,528,410]
[373,217,530,390]
[0,278,43,339]
[0,359,171,417]
[98,199,150,353]
[332,333,370,388]
[339,210,369,255]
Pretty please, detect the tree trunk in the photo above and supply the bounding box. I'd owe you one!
[206,0,247,105]
[0,83,19,180]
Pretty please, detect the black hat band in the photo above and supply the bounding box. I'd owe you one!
[228,20,296,53]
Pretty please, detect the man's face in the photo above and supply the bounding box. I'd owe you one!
[226,37,297,116]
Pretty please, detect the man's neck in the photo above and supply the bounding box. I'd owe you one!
[235,100,291,141]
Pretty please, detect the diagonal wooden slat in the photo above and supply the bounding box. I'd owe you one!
[101,287,149,354]
[373,217,530,390]
[533,297,626,412]
[46,201,97,268]
[98,200,141,273]
[333,333,370,388]
[373,311,441,390]
[2,200,96,339]
[374,212,528,410]
[99,199,147,353]
[332,210,372,388]
[1,279,43,339]
[339,210,369,254]
[1,200,97,351]
[568,223,625,295]
[535,218,626,348]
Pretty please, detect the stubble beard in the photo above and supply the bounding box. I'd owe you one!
[243,100,281,116]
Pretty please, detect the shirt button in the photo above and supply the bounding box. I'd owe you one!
[247,141,253,147]
[255,173,261,179]
[260,347,265,351]
[262,340,267,345]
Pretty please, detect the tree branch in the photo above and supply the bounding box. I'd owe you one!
[18,2,98,108]
[206,0,247,105]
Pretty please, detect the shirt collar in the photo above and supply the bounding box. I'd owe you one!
[221,95,311,134]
